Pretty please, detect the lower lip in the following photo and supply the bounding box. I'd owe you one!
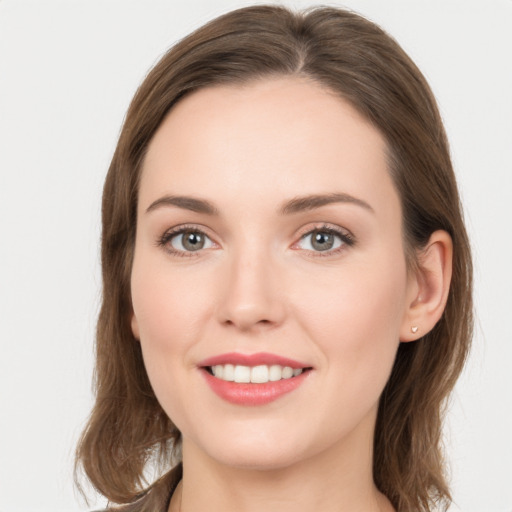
[201,369,311,406]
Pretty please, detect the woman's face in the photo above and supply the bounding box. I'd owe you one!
[131,77,416,470]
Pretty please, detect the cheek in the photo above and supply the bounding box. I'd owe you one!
[131,255,212,350]
[130,249,223,409]
[130,254,211,424]
[292,252,408,387]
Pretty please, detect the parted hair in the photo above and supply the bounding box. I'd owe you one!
[75,5,473,512]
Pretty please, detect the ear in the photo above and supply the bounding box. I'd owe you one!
[400,230,453,342]
[131,312,140,340]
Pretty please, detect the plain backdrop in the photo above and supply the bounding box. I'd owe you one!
[0,1,511,511]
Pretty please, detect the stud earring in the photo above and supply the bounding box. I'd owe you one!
[411,326,418,334]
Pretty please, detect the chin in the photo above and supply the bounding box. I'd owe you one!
[185,424,310,471]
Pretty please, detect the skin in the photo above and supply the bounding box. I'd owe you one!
[130,77,452,512]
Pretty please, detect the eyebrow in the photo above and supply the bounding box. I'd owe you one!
[280,193,374,215]
[146,195,219,215]
[145,192,374,216]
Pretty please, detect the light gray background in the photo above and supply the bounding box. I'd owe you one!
[0,1,511,511]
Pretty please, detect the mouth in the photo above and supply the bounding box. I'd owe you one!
[198,352,313,406]
[203,364,312,383]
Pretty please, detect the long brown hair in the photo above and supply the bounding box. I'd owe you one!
[75,5,473,511]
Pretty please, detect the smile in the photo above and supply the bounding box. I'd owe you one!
[198,352,313,406]
[207,364,304,383]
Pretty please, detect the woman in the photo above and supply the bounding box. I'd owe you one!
[75,5,473,512]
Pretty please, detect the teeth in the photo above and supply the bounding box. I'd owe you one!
[282,366,293,379]
[223,364,234,381]
[251,365,269,383]
[269,365,282,382]
[234,365,251,383]
[212,365,223,379]
[210,364,304,383]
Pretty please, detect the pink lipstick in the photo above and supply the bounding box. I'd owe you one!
[199,352,308,369]
[198,352,312,406]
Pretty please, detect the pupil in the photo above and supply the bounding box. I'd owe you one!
[183,231,204,251]
[312,231,333,251]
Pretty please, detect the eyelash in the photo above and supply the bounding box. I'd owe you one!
[294,224,355,257]
[157,224,215,258]
[157,223,355,258]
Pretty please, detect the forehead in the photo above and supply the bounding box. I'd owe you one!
[140,77,398,220]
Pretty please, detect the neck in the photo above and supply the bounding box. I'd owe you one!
[170,414,394,512]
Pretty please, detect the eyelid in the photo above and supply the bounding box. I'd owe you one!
[156,222,355,257]
[295,222,353,239]
[291,223,355,255]
[157,223,219,256]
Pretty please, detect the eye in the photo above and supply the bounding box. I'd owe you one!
[162,228,215,254]
[297,227,351,253]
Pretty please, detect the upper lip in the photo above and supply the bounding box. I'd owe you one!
[198,352,311,369]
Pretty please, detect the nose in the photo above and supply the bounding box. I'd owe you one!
[216,245,286,332]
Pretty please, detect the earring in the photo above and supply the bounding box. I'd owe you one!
[411,326,419,334]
